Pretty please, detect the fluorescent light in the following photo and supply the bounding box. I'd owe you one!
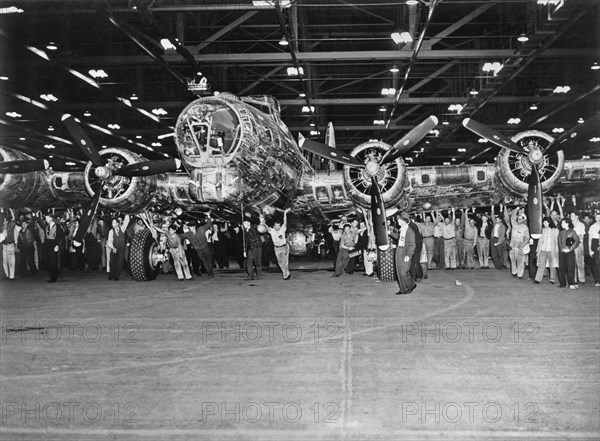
[252,1,291,8]
[44,144,55,149]
[152,108,168,116]
[592,62,600,71]
[379,107,386,112]
[26,46,49,61]
[130,94,138,101]
[47,126,54,131]
[66,161,76,166]
[373,119,385,125]
[302,106,315,113]
[406,0,419,5]
[107,123,120,130]
[158,132,175,139]
[482,62,503,75]
[529,103,538,110]
[507,118,521,124]
[298,92,306,98]
[46,42,58,50]
[40,94,58,102]
[578,117,584,124]
[469,89,478,95]
[391,32,412,44]
[278,37,288,46]
[381,87,396,96]
[14,93,48,110]
[0,76,8,80]
[448,104,464,113]
[286,67,304,76]
[83,111,91,117]
[553,85,570,94]
[69,69,100,89]
[0,6,24,13]
[137,107,160,122]
[88,69,108,79]
[160,38,177,50]
[517,34,529,42]
[5,112,21,118]
[389,65,400,73]
[552,127,564,133]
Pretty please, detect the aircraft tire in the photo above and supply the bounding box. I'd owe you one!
[129,229,160,281]
[377,247,396,282]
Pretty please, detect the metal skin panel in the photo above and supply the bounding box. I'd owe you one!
[0,147,87,209]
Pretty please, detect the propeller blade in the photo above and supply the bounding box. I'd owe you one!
[112,158,182,177]
[0,159,49,174]
[527,166,543,240]
[462,118,525,155]
[544,114,600,153]
[380,115,439,165]
[61,114,104,167]
[325,122,336,148]
[72,182,104,247]
[298,133,364,167]
[370,176,389,250]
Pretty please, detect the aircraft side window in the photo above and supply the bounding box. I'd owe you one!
[421,174,430,184]
[476,170,486,181]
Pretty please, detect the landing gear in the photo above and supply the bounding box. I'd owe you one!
[129,229,162,281]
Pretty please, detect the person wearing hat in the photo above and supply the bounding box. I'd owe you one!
[267,208,291,280]
[392,212,417,295]
[508,207,530,279]
[17,215,38,277]
[180,212,214,278]
[40,211,64,282]
[243,216,263,280]
[106,215,131,280]
[491,207,508,270]
[1,210,20,280]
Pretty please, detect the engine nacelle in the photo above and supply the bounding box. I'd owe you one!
[494,130,564,200]
[342,140,409,210]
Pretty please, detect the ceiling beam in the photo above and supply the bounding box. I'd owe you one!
[59,48,595,65]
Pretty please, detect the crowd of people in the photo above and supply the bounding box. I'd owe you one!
[1,195,599,292]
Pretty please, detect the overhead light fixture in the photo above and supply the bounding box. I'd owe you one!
[590,137,600,143]
[83,110,91,117]
[151,142,162,147]
[47,126,55,131]
[443,162,451,166]
[5,111,21,118]
[458,148,467,153]
[469,88,478,95]
[381,87,396,96]
[429,129,440,136]
[0,75,8,80]
[507,118,521,124]
[373,119,385,125]
[391,32,412,44]
[135,135,142,139]
[26,46,50,61]
[158,132,174,139]
[160,38,177,50]
[152,108,167,116]
[309,122,316,127]
[517,34,529,42]
[553,85,570,94]
[578,117,585,124]
[65,161,76,166]
[302,106,315,113]
[478,138,488,143]
[88,69,108,79]
[299,92,306,98]
[406,0,419,5]
[442,120,449,125]
[451,157,456,162]
[0,6,24,13]
[46,42,58,50]
[379,106,387,112]
[278,36,288,46]
[19,137,25,141]
[69,69,100,88]
[130,93,138,101]
[108,123,120,130]
[286,66,304,76]
[482,62,503,76]
[310,130,320,136]
[592,62,600,70]
[448,104,464,113]
[40,94,58,102]
[529,103,538,110]
[537,0,561,4]
[552,127,564,133]
[44,144,55,149]
[389,64,400,73]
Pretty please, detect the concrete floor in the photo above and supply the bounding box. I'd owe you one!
[0,260,599,441]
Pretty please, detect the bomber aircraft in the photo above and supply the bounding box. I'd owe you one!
[1,92,599,281]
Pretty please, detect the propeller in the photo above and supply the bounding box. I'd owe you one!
[298,116,437,249]
[0,159,49,174]
[370,176,389,250]
[527,166,543,239]
[462,118,526,155]
[61,114,181,246]
[379,115,438,165]
[461,118,552,238]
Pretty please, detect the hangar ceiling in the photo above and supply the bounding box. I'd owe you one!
[0,0,598,172]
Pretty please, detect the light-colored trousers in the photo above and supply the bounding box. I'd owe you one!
[274,244,290,278]
[477,237,490,268]
[509,248,526,277]
[170,246,192,279]
[3,244,16,278]
[535,251,557,283]
[574,245,585,283]
[363,249,374,275]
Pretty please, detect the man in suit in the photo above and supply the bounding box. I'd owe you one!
[491,209,508,270]
[106,215,131,280]
[41,212,64,282]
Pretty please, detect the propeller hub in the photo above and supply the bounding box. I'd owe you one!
[364,160,380,177]
[94,166,111,180]
[528,147,544,164]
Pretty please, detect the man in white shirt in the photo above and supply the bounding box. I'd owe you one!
[570,212,586,284]
[268,208,291,280]
[588,212,600,287]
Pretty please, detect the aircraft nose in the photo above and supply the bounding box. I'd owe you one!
[365,160,379,175]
